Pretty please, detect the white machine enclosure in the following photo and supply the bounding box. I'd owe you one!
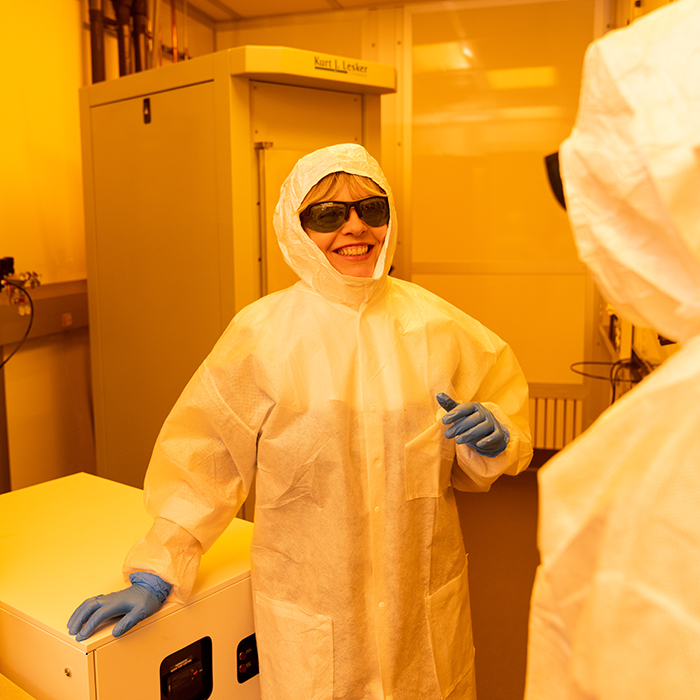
[0,473,259,700]
[79,46,396,493]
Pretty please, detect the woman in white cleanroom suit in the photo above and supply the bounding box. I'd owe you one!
[69,144,532,699]
[525,1,700,698]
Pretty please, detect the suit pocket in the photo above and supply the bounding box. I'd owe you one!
[404,420,456,499]
[426,559,475,698]
[254,592,333,700]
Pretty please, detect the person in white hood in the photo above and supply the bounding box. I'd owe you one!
[525,1,700,698]
[69,143,532,700]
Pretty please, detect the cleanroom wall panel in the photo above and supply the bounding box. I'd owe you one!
[410,0,595,387]
[413,272,586,384]
[411,0,590,265]
[5,328,95,490]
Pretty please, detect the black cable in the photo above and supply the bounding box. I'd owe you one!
[570,359,643,403]
[611,360,624,402]
[610,358,644,402]
[0,281,34,369]
[569,361,618,382]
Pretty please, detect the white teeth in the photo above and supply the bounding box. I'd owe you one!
[337,245,370,257]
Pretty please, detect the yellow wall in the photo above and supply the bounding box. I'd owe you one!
[408,0,594,386]
[0,0,86,283]
[4,328,96,489]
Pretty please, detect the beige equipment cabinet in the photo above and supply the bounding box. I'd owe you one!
[0,472,258,700]
[80,46,396,491]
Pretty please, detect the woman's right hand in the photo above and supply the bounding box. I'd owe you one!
[437,393,510,457]
[67,572,171,641]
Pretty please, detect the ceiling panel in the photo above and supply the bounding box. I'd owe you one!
[188,0,339,20]
[187,0,445,21]
[187,0,242,21]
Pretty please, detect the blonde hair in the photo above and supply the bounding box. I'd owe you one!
[300,171,386,210]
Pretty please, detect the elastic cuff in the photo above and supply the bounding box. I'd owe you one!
[129,571,172,604]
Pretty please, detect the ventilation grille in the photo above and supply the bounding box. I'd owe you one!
[528,384,586,451]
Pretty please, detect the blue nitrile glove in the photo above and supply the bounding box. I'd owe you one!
[67,572,171,642]
[437,393,510,457]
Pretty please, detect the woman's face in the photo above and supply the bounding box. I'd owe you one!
[302,184,388,278]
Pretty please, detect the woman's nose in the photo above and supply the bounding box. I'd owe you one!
[342,206,367,235]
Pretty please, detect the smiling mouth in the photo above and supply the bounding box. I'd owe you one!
[335,244,372,257]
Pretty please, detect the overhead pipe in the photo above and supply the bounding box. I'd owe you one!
[150,0,162,67]
[132,0,149,71]
[88,0,106,83]
[112,0,134,76]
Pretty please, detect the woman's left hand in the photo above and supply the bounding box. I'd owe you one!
[436,393,510,457]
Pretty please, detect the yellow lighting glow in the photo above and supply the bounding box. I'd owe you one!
[486,66,558,90]
[413,42,473,73]
[413,42,558,92]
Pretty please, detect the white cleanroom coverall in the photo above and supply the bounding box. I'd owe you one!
[125,143,533,700]
[525,1,700,698]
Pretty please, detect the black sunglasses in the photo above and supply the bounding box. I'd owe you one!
[300,196,390,233]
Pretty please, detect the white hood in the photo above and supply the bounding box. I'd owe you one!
[560,0,700,344]
[272,143,397,309]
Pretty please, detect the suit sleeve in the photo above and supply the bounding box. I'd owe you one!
[124,343,273,601]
